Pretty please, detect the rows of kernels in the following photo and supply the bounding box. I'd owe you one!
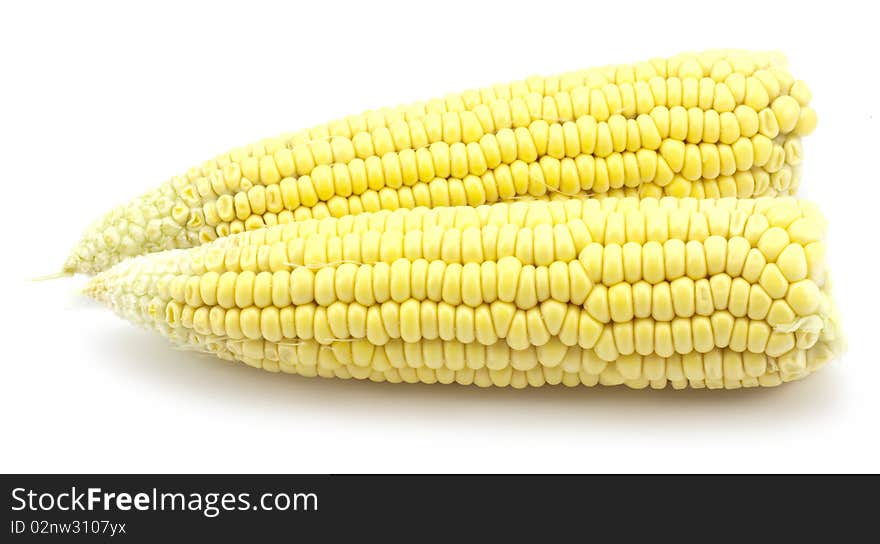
[244,50,787,172]
[72,125,796,274]
[229,114,796,201]
[188,197,825,271]
[200,166,793,240]
[89,199,829,357]
[67,51,814,274]
[93,272,831,387]
[165,278,831,351]
[269,50,791,162]
[255,197,787,243]
[639,165,801,199]
[202,165,800,237]
[193,71,806,212]
[86,196,842,388]
[173,239,820,312]
[226,79,807,186]
[186,75,809,218]
[184,96,809,241]
[164,333,839,390]
[197,125,801,237]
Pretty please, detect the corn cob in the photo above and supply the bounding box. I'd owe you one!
[66,50,816,274]
[86,197,843,390]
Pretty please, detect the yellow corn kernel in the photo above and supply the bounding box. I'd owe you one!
[87,196,842,390]
[68,50,810,274]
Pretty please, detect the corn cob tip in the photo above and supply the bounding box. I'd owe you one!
[65,225,139,276]
[83,275,108,303]
[82,262,129,305]
[66,180,189,275]
[63,249,106,276]
[64,241,122,275]
[62,255,81,275]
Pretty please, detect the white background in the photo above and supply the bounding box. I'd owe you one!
[1,0,877,473]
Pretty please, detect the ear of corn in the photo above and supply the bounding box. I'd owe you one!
[86,197,843,390]
[66,50,816,274]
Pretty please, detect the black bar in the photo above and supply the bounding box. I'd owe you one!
[1,474,872,541]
